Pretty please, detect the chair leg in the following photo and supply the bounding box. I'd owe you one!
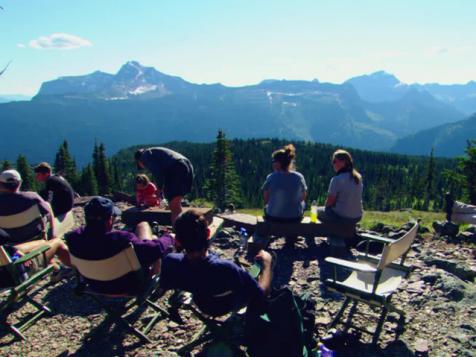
[344,301,358,331]
[177,325,212,354]
[331,297,351,328]
[25,295,52,315]
[8,323,27,341]
[106,307,152,344]
[372,306,388,345]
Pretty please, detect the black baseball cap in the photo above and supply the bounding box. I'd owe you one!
[85,196,121,222]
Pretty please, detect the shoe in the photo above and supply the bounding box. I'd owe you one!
[50,267,74,283]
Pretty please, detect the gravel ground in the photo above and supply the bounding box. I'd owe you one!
[1,204,475,356]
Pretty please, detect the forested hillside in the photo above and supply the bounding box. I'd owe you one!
[112,138,459,211]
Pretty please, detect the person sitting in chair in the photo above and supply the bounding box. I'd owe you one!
[0,169,70,268]
[159,209,273,317]
[66,196,174,294]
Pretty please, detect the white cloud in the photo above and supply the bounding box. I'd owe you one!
[17,43,26,48]
[29,33,92,50]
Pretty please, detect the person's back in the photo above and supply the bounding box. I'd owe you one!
[43,175,74,217]
[0,190,51,244]
[263,171,306,219]
[329,171,363,219]
[66,197,173,294]
[161,252,264,316]
[34,163,75,217]
[160,209,272,316]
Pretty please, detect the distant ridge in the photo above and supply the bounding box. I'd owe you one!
[0,61,473,164]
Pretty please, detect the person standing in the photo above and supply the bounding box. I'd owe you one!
[34,162,75,218]
[135,147,194,223]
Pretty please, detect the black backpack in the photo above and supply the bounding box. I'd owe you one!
[245,287,313,357]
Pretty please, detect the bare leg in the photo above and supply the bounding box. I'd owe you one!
[135,221,155,240]
[134,221,162,275]
[15,238,71,267]
[169,196,183,224]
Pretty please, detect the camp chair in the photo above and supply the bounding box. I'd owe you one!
[0,245,55,340]
[70,244,168,343]
[0,204,49,244]
[324,222,419,344]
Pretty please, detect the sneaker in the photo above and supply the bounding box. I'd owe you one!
[50,267,74,283]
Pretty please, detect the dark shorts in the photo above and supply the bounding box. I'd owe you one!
[264,215,303,224]
[317,206,361,225]
[163,159,194,201]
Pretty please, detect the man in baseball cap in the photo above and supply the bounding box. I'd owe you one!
[66,196,174,294]
[0,169,70,268]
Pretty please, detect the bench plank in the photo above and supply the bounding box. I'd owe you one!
[216,213,258,233]
[122,206,213,227]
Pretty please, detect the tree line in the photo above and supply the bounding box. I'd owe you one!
[3,135,475,211]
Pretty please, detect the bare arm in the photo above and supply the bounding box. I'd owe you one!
[301,190,307,202]
[255,250,273,296]
[263,190,270,205]
[325,194,337,208]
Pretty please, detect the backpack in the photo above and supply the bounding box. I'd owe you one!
[245,286,312,357]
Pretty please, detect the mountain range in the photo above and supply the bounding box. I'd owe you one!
[0,61,475,165]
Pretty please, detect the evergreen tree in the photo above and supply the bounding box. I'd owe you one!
[204,130,242,210]
[423,148,435,210]
[54,140,78,186]
[1,160,11,171]
[16,154,36,191]
[460,140,476,204]
[79,164,99,196]
[92,142,112,195]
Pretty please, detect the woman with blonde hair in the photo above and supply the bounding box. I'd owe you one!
[262,144,307,223]
[318,149,363,224]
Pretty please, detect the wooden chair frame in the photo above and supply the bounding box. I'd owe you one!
[324,222,419,344]
[0,245,54,340]
[71,245,168,344]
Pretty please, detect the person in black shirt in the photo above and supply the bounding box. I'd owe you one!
[34,162,75,218]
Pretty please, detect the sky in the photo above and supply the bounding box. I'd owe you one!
[1,0,476,96]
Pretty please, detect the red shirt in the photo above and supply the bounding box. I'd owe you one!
[136,182,159,207]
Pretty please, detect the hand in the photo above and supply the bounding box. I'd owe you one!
[254,250,272,268]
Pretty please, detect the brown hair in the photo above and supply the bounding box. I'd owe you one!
[135,174,150,186]
[332,149,362,184]
[173,209,209,252]
[272,144,296,171]
[34,162,52,174]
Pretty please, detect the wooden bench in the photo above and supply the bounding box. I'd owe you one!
[249,216,356,253]
[216,212,258,234]
[122,207,214,227]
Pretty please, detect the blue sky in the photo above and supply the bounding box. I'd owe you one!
[1,0,475,95]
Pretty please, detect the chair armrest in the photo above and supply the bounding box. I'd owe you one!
[359,233,394,244]
[13,245,49,265]
[325,257,377,273]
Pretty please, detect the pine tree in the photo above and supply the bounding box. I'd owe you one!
[204,130,242,210]
[1,160,11,171]
[54,140,78,186]
[92,142,112,195]
[16,155,36,191]
[423,148,435,210]
[79,164,99,196]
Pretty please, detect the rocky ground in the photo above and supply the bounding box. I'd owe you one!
[1,203,475,356]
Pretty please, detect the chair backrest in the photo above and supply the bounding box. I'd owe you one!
[377,222,419,270]
[70,245,141,282]
[0,204,46,244]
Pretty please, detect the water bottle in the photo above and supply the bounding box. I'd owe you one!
[239,227,248,252]
[310,200,318,223]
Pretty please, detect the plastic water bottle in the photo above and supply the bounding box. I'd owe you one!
[310,200,318,223]
[239,227,248,252]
